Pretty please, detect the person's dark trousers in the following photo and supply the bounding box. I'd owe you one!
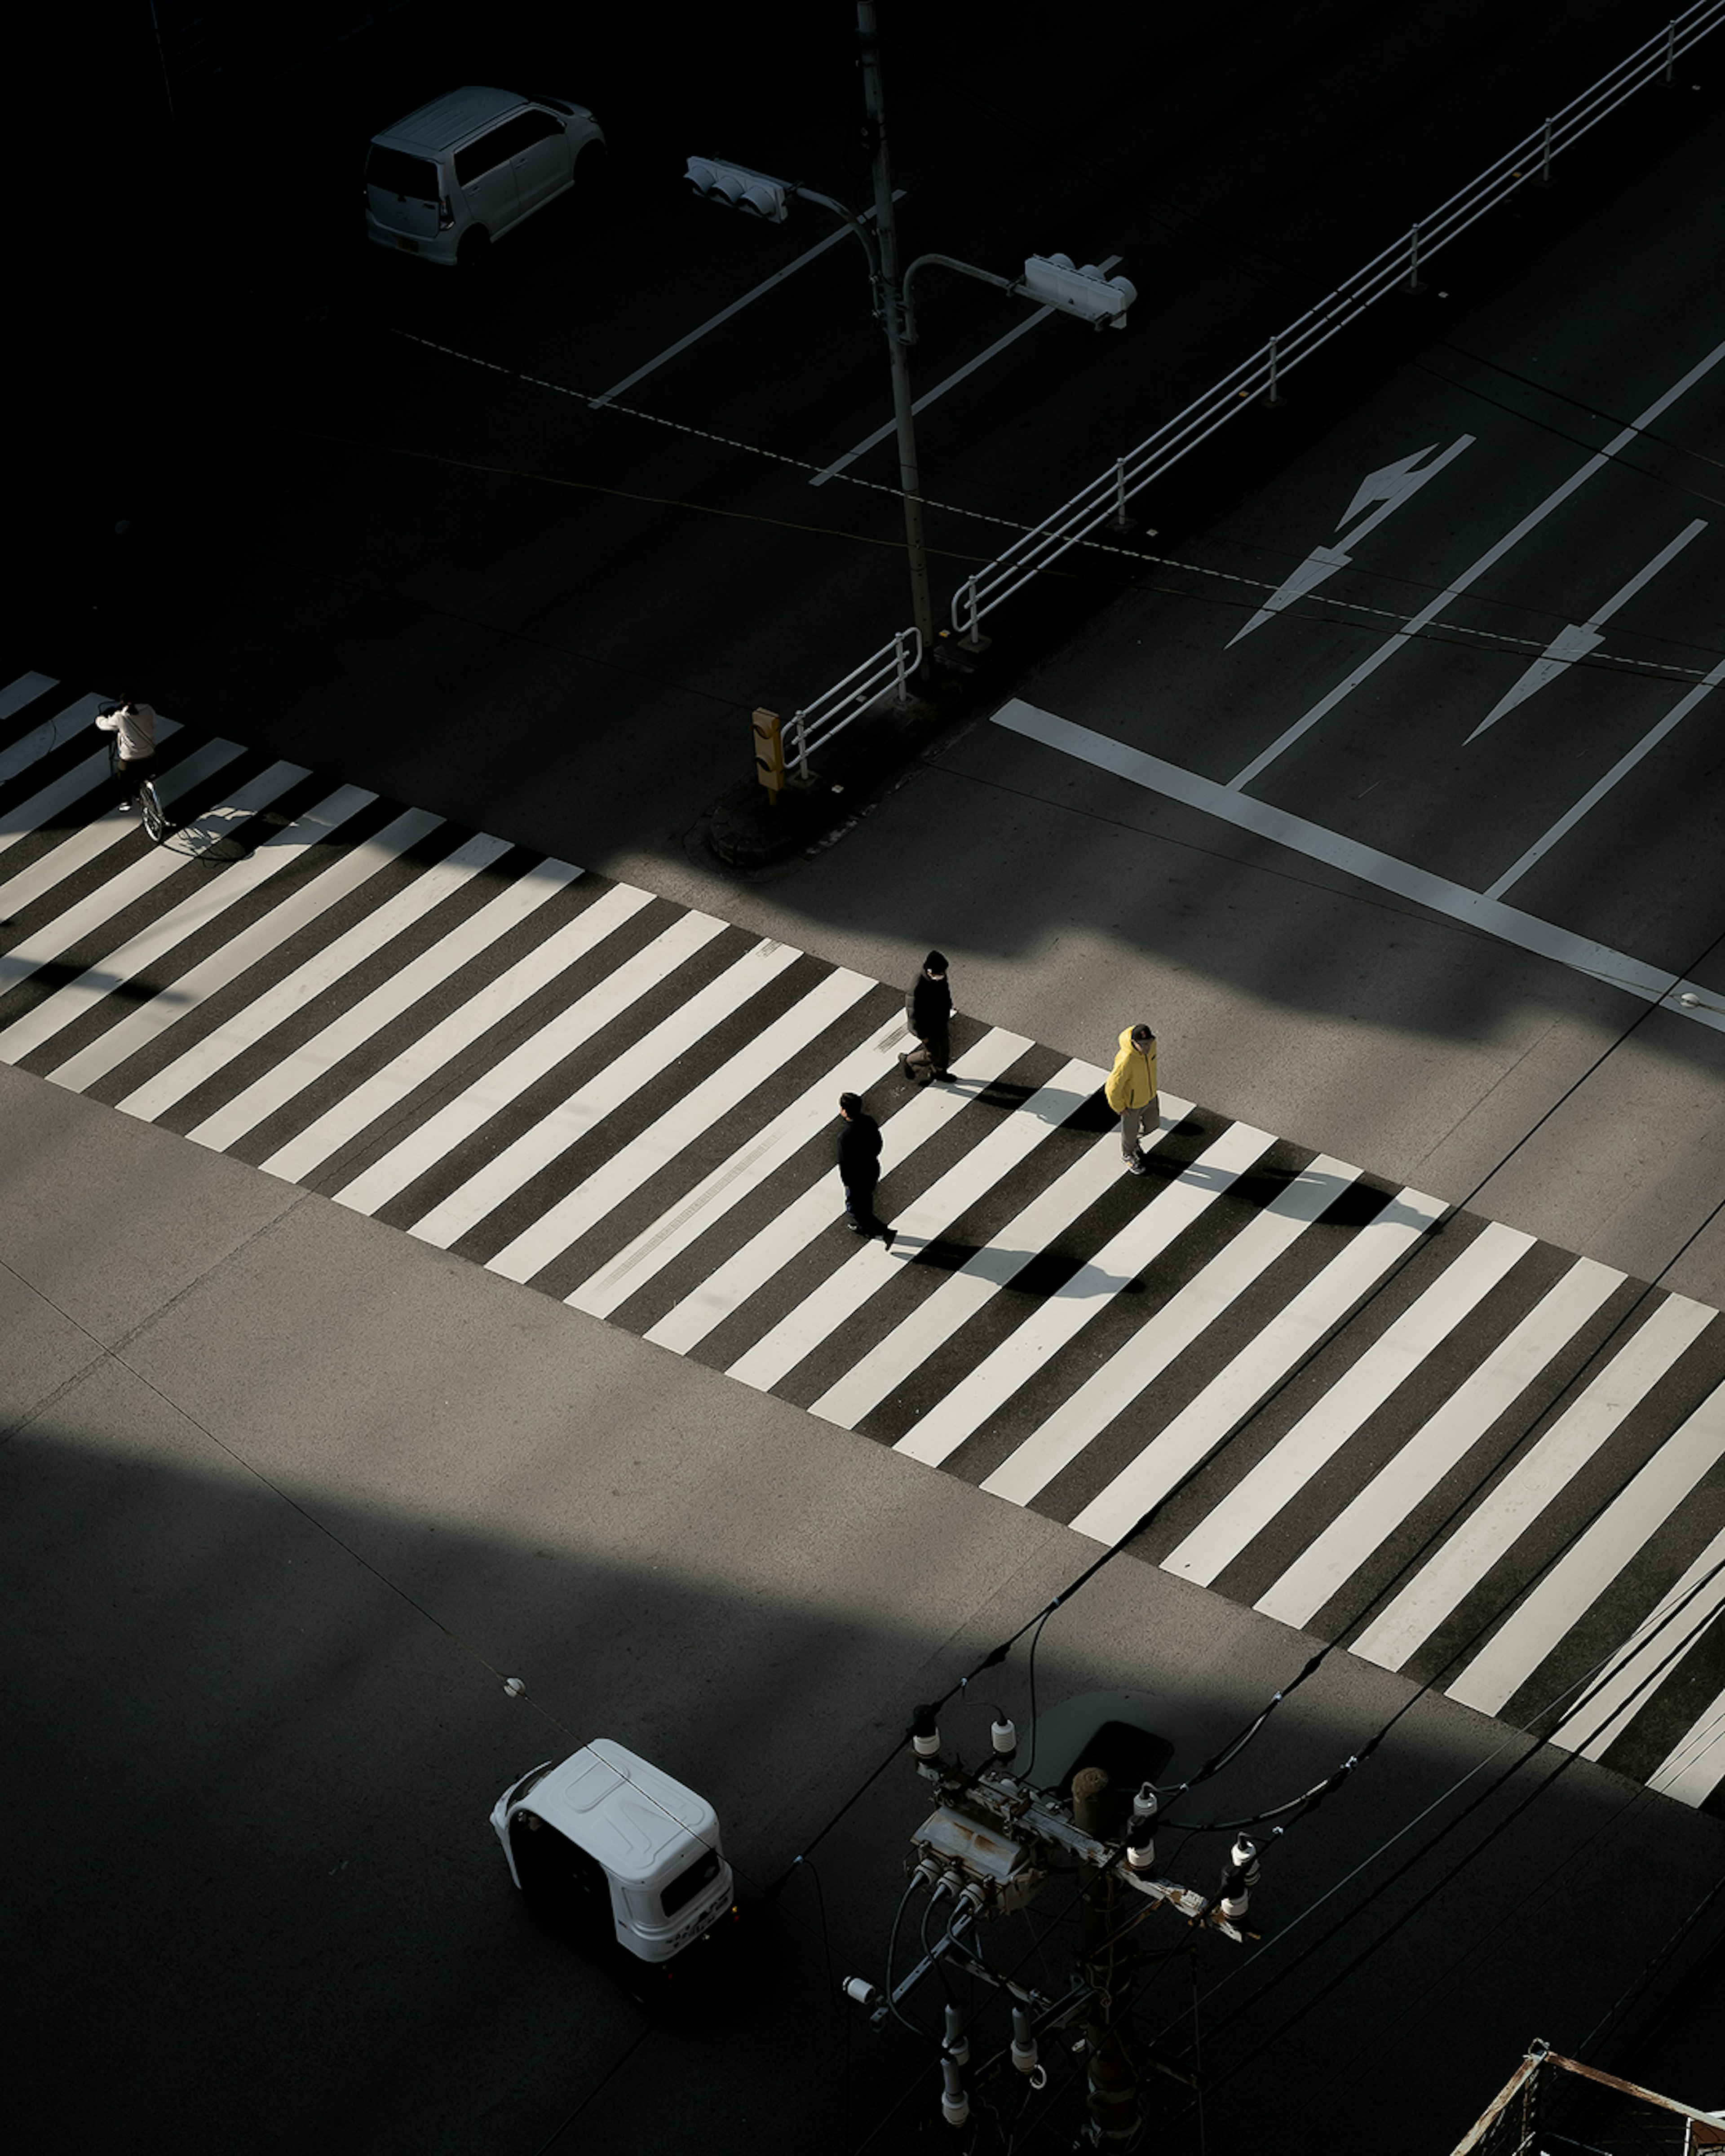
[902,1025,950,1084]
[117,754,157,806]
[844,1171,887,1237]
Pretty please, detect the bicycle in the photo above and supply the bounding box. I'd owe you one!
[103,726,171,845]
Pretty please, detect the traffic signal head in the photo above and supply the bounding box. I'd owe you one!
[1022,252,1137,328]
[685,156,790,223]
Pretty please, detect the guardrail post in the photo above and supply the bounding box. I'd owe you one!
[787,712,811,786]
[1535,115,1554,187]
[1403,222,1425,295]
[1261,335,1284,407]
[892,627,912,707]
[1663,18,1676,81]
[960,575,986,651]
[1108,456,1137,530]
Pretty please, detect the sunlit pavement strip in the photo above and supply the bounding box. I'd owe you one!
[4,669,1725,1809]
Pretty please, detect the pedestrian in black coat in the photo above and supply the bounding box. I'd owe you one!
[837,1093,891,1240]
[900,950,952,1086]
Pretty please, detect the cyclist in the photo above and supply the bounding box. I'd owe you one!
[97,698,159,807]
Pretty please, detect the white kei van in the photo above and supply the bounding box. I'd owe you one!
[491,1739,736,1970]
[364,85,605,266]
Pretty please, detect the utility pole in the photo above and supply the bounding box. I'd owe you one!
[1073,1765,1139,2147]
[855,0,935,652]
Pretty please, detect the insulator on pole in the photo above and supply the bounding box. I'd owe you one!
[943,2002,970,2068]
[911,1702,942,1758]
[842,1976,880,2009]
[1011,2007,1039,2075]
[1127,1783,1159,1871]
[991,1714,1018,1757]
[1219,1834,1262,1919]
[940,2056,969,2127]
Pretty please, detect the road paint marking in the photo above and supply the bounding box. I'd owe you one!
[1227,334,1725,788]
[1073,1184,1448,1549]
[981,1157,1360,1507]
[990,700,1725,1031]
[809,256,1122,488]
[1347,1294,1716,1672]
[1255,1256,1624,1630]
[1649,1674,1725,1804]
[589,192,906,410]
[1446,1378,1725,1718]
[1468,519,1708,740]
[1552,1518,1725,1763]
[1486,650,1725,899]
[1227,437,1473,645]
[893,1118,1278,1469]
[1155,1218,1526,1579]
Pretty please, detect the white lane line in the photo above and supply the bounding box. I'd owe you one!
[261,882,650,1184]
[1228,334,1725,790]
[990,701,1725,1031]
[1649,1673,1725,1804]
[488,965,876,1284]
[808,1069,1150,1429]
[1070,1184,1448,1548]
[406,934,799,1249]
[36,793,416,1087]
[1227,437,1475,645]
[1552,1521,1725,1762]
[0,756,308,1018]
[809,255,1122,488]
[982,1157,1361,1507]
[0,711,192,872]
[118,831,515,1122]
[1158,1219,1531,1584]
[1486,651,1725,899]
[645,1029,1030,1356]
[332,904,726,1218]
[1468,519,1708,741]
[1446,1382,1725,1719]
[1349,1295,1716,1672]
[1256,1256,1624,1632]
[0,673,57,723]
[726,1057,1111,1396]
[894,1118,1279,1470]
[589,193,905,409]
[571,1012,911,1319]
[0,732,227,917]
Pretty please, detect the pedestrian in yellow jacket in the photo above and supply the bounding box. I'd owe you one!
[1105,1024,1158,1175]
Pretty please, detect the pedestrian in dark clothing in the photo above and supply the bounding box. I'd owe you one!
[900,950,952,1086]
[837,1093,891,1240]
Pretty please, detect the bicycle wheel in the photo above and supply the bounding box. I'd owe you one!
[139,779,169,845]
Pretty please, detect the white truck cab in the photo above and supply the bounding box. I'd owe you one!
[490,1739,735,1967]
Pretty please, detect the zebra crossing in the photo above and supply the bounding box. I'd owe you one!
[4,670,1725,1812]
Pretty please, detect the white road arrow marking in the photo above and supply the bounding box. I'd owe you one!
[1228,435,1474,646]
[1468,517,1708,740]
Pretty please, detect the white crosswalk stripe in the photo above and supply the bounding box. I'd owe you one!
[5,673,1725,1811]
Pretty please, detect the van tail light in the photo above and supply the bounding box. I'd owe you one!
[438,195,455,230]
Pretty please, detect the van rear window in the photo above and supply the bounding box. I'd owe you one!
[660,1847,721,1917]
[367,146,438,199]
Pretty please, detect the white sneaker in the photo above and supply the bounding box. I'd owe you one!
[1126,1156,1146,1175]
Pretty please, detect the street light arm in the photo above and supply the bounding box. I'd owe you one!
[788,184,883,282]
[900,252,1031,345]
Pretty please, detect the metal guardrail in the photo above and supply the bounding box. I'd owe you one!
[787,625,922,781]
[949,0,1725,642]
[791,1,1725,735]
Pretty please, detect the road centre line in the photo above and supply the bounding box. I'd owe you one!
[1227,333,1725,791]
[589,192,906,410]
[991,700,1725,1032]
[809,256,1123,488]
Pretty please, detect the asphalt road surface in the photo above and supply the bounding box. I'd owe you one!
[10,4,1725,2153]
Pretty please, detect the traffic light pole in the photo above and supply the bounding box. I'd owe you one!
[856,0,935,655]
